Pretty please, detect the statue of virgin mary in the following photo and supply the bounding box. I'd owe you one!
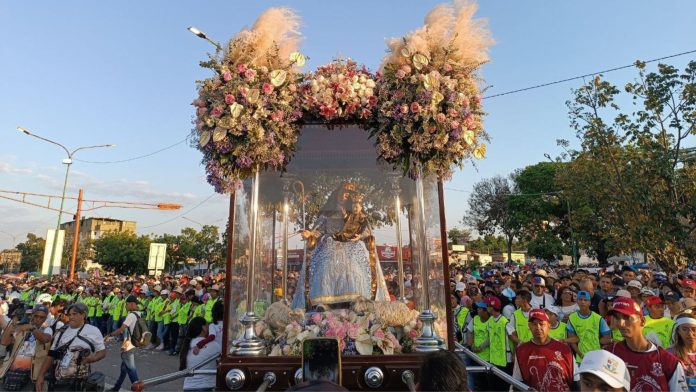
[292,183,389,309]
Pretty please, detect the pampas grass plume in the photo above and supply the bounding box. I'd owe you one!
[228,7,302,67]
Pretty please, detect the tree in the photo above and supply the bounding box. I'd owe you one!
[559,61,696,271]
[62,236,93,271]
[526,227,566,262]
[463,176,522,262]
[92,232,150,275]
[16,233,45,272]
[447,227,472,245]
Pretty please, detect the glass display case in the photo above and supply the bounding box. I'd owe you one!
[218,124,453,390]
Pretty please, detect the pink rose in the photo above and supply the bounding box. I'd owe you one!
[271,111,284,122]
[236,63,247,74]
[395,69,406,79]
[373,329,385,340]
[262,82,274,95]
[474,95,482,105]
[223,72,232,82]
[409,329,418,338]
[368,95,378,107]
[361,108,371,119]
[288,84,297,92]
[400,104,409,114]
[311,313,322,325]
[464,114,476,130]
[401,65,411,75]
[443,63,453,72]
[192,99,206,108]
[410,102,421,113]
[436,113,447,123]
[224,94,235,104]
[210,107,223,117]
[450,121,460,129]
[196,107,208,116]
[244,69,256,80]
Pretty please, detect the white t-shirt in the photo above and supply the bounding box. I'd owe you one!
[183,337,221,390]
[530,293,556,309]
[208,321,224,347]
[122,311,140,335]
[45,313,65,334]
[50,324,105,353]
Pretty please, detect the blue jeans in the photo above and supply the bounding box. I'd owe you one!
[113,350,138,389]
[157,321,169,346]
[106,315,114,335]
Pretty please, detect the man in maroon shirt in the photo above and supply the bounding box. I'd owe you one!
[607,297,687,391]
[512,309,575,391]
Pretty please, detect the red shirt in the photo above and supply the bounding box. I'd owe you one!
[608,341,679,392]
[515,339,574,392]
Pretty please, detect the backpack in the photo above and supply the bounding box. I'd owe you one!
[129,312,151,347]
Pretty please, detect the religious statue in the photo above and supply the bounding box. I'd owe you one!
[292,183,389,309]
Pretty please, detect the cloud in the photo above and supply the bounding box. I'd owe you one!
[0,162,33,175]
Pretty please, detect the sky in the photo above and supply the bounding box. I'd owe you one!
[1,1,695,250]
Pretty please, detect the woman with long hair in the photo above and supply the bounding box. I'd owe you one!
[557,287,579,323]
[668,313,696,391]
[179,317,220,392]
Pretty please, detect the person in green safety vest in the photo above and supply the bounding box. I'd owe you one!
[204,285,221,323]
[643,295,674,348]
[545,306,568,341]
[482,295,512,392]
[154,289,169,351]
[108,289,125,336]
[144,287,161,349]
[466,300,490,391]
[173,289,196,356]
[566,290,612,362]
[507,290,534,346]
[165,288,181,355]
[452,282,471,343]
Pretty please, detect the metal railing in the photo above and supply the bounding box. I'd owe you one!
[455,342,533,391]
[130,352,220,391]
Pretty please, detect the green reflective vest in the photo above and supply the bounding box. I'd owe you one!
[454,306,470,340]
[205,297,219,323]
[644,316,674,348]
[487,315,509,367]
[154,297,166,322]
[569,311,602,362]
[513,309,532,344]
[472,315,490,361]
[177,302,192,325]
[94,297,103,317]
[549,321,567,341]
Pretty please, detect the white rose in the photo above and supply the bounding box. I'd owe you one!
[366,79,376,88]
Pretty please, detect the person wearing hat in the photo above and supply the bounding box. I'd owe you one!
[453,282,470,343]
[668,314,696,390]
[162,289,181,354]
[682,279,696,300]
[145,285,163,348]
[35,302,106,391]
[545,306,567,342]
[577,350,631,392]
[172,288,195,356]
[482,296,512,392]
[529,276,555,310]
[625,280,643,304]
[511,309,575,392]
[642,295,674,348]
[566,290,612,362]
[0,305,52,390]
[507,290,534,346]
[621,266,636,284]
[664,291,683,319]
[466,300,490,390]
[204,284,221,324]
[106,295,143,391]
[607,297,686,391]
[154,289,170,351]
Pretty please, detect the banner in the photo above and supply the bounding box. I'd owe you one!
[42,229,65,275]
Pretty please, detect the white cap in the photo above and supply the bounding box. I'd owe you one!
[627,280,642,289]
[161,289,170,295]
[455,282,466,292]
[616,289,632,298]
[466,275,477,284]
[577,350,630,391]
[535,269,547,277]
[36,293,53,304]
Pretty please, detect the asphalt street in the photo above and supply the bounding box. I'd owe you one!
[92,341,184,391]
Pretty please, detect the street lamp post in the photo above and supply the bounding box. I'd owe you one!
[17,126,115,277]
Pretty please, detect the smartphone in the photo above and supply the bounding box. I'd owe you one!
[301,337,341,385]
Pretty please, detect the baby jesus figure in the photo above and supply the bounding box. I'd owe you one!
[332,194,369,242]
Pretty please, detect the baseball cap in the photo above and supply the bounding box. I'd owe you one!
[577,350,630,392]
[125,295,138,304]
[455,282,466,292]
[577,291,591,300]
[475,301,487,309]
[535,269,548,277]
[33,305,49,315]
[161,289,170,295]
[466,275,478,284]
[621,265,635,272]
[528,308,549,322]
[664,292,680,302]
[612,277,625,287]
[640,288,655,297]
[645,296,664,306]
[682,279,696,290]
[610,297,642,317]
[544,306,561,317]
[627,280,642,290]
[484,296,501,311]
[532,276,545,286]
[615,289,632,298]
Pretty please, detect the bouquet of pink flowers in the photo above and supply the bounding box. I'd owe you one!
[192,8,306,192]
[373,1,493,179]
[300,59,378,124]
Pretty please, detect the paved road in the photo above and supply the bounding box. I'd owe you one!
[92,341,184,391]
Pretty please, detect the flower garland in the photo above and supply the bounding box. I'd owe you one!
[299,59,378,124]
[374,50,487,179]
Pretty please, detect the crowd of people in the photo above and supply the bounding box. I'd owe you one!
[451,262,696,391]
[0,272,225,391]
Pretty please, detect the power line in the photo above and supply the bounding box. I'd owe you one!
[75,136,189,164]
[140,193,216,229]
[483,49,696,99]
